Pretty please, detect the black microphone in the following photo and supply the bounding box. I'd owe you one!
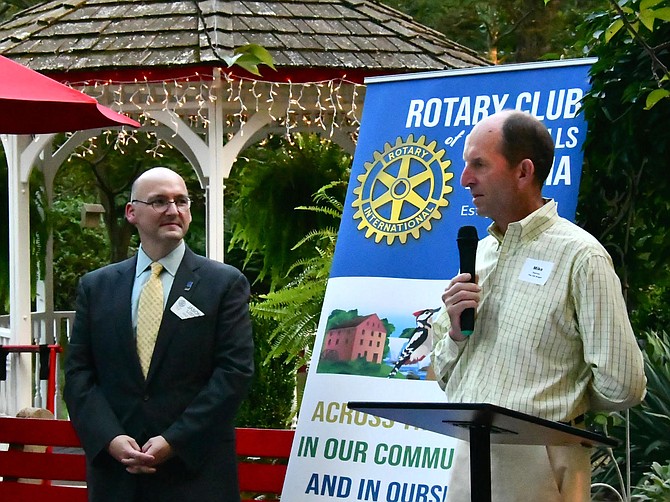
[456,226,479,336]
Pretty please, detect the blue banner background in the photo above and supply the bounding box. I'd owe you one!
[331,60,594,280]
[282,60,596,502]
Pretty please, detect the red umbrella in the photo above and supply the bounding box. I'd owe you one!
[0,55,140,134]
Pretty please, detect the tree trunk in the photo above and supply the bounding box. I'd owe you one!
[514,0,558,62]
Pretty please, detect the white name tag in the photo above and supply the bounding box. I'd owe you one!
[519,258,554,285]
[170,296,205,319]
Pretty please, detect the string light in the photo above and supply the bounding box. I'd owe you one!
[146,135,166,158]
[251,80,261,111]
[233,78,247,133]
[64,70,365,151]
[285,80,295,137]
[113,84,123,109]
[266,81,278,122]
[196,80,209,127]
[348,82,361,127]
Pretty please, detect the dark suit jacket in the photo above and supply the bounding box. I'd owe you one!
[64,247,254,502]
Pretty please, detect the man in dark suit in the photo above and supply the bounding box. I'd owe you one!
[64,167,254,502]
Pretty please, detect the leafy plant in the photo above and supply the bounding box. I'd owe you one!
[250,181,345,372]
[602,0,670,108]
[226,134,350,290]
[0,148,48,313]
[591,331,670,497]
[235,314,294,429]
[381,0,610,63]
[632,462,670,501]
[223,43,276,76]
[579,0,670,332]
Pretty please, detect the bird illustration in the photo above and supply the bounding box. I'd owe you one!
[388,307,441,378]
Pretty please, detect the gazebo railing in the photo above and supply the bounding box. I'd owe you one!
[0,311,74,417]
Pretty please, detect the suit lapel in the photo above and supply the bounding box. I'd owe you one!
[113,257,145,381]
[146,248,202,382]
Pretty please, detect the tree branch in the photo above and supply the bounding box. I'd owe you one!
[608,0,668,84]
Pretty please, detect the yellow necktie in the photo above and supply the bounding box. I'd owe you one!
[136,262,164,377]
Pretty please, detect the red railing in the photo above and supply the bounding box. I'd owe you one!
[0,344,62,414]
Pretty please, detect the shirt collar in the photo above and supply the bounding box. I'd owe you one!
[487,198,557,244]
[135,241,186,278]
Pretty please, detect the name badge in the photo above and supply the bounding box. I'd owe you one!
[519,258,554,285]
[170,296,205,319]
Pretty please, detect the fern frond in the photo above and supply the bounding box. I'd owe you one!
[296,205,342,220]
[290,227,337,250]
[250,179,345,370]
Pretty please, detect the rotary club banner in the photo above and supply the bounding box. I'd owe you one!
[281,59,595,502]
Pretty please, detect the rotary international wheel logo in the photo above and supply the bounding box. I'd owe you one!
[352,135,454,245]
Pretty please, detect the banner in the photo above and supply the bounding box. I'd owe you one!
[282,59,595,502]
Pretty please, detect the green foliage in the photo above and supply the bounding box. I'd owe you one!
[49,133,206,309]
[250,182,345,372]
[591,331,670,495]
[223,43,276,76]
[399,327,416,339]
[0,0,33,20]
[28,168,48,288]
[379,0,610,62]
[0,147,49,314]
[381,318,395,337]
[235,315,295,429]
[633,462,670,501]
[579,0,670,331]
[583,7,670,491]
[226,134,350,289]
[51,196,110,311]
[603,0,670,41]
[325,309,359,332]
[599,0,670,108]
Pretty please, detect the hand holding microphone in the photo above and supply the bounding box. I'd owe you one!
[441,226,480,340]
[457,226,479,335]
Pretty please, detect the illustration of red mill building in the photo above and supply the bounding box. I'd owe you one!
[321,314,387,363]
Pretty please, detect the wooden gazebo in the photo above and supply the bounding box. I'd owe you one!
[0,0,488,413]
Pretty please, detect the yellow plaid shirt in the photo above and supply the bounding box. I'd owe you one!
[431,200,646,422]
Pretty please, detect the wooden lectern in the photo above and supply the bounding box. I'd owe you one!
[348,402,616,502]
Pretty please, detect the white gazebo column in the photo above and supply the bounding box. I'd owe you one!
[206,69,227,262]
[204,70,276,263]
[207,106,275,262]
[3,134,37,412]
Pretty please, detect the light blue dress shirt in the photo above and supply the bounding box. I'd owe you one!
[131,241,186,330]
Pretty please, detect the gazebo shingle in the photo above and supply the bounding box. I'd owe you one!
[0,0,488,82]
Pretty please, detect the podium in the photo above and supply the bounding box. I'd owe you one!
[348,402,616,502]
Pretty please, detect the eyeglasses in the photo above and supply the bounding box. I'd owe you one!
[131,196,191,213]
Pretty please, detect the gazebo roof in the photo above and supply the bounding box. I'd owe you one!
[0,0,488,83]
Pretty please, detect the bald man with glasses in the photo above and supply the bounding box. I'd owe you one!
[64,167,254,502]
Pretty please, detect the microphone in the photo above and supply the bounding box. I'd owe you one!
[457,226,479,336]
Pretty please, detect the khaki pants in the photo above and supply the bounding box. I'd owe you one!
[446,441,592,502]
